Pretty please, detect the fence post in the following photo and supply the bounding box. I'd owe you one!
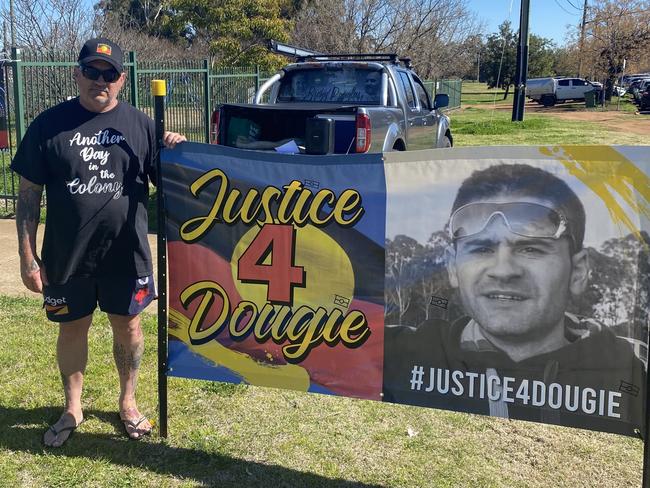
[129,51,139,109]
[255,65,260,93]
[11,47,25,143]
[203,59,211,143]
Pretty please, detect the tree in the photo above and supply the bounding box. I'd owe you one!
[385,235,422,325]
[291,0,483,79]
[552,46,581,77]
[480,21,564,97]
[480,21,516,99]
[527,34,556,78]
[0,0,95,51]
[149,0,292,70]
[94,0,171,36]
[581,0,650,99]
[95,16,199,61]
[567,232,650,342]
[96,0,292,69]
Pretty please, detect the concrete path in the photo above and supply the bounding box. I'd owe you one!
[0,218,158,313]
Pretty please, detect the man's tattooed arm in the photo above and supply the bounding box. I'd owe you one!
[16,177,44,292]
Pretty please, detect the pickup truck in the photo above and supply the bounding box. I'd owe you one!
[210,54,453,154]
[526,77,602,107]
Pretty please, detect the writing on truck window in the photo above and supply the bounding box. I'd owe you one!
[277,68,382,104]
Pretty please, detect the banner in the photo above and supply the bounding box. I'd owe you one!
[162,143,649,437]
[163,144,386,400]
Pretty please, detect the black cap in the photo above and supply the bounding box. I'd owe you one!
[78,38,124,72]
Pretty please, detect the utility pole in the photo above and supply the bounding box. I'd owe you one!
[577,0,588,77]
[476,50,480,82]
[511,0,530,122]
[9,0,16,48]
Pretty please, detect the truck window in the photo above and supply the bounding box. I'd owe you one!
[572,79,588,86]
[412,77,431,110]
[558,79,570,86]
[398,71,416,109]
[277,67,382,104]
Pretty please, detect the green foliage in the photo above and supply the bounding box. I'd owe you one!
[95,0,293,69]
[96,0,179,40]
[480,21,517,92]
[528,35,556,78]
[168,0,292,71]
[480,22,559,95]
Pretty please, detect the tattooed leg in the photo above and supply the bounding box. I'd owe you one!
[109,313,152,438]
[43,316,91,447]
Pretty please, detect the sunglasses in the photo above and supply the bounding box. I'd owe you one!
[79,64,121,83]
[449,202,569,241]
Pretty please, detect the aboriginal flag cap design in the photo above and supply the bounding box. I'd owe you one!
[78,37,124,72]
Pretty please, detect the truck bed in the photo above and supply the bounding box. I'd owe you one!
[219,103,359,154]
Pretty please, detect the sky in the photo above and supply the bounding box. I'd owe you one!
[466,0,586,46]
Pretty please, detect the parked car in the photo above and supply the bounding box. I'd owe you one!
[630,78,650,104]
[639,86,650,111]
[210,54,453,154]
[622,73,650,87]
[628,78,650,101]
[526,77,602,106]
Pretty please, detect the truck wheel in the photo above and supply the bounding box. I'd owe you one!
[441,135,452,148]
[541,95,556,107]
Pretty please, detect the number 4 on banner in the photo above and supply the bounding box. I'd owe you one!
[237,224,306,305]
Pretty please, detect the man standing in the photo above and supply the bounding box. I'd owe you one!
[383,164,645,435]
[11,38,186,446]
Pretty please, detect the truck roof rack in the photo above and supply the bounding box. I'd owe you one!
[269,40,323,58]
[295,53,406,65]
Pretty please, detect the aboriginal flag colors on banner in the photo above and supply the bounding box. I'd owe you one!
[162,143,649,437]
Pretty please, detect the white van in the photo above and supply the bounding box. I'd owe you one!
[526,77,602,106]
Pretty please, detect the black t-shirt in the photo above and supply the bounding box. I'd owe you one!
[11,98,156,284]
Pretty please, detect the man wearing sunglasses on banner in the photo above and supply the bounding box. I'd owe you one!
[11,38,186,447]
[384,164,644,434]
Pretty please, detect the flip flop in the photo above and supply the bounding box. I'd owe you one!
[43,418,83,448]
[120,415,152,440]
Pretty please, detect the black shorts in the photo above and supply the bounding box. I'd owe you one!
[43,274,156,323]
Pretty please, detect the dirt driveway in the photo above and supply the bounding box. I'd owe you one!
[469,101,650,135]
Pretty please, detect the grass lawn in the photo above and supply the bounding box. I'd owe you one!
[458,82,640,113]
[0,295,644,487]
[451,82,648,147]
[459,81,514,105]
[451,107,649,146]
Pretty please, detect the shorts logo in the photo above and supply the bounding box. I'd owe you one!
[138,277,149,286]
[44,296,67,306]
[44,296,69,315]
[134,286,149,304]
[45,304,69,315]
